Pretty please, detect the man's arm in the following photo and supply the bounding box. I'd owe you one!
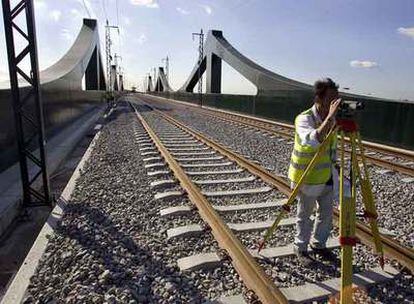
[315,98,341,142]
[296,115,320,148]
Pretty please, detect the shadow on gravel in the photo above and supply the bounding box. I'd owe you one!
[104,102,132,124]
[52,202,207,302]
[132,104,156,113]
[122,98,154,113]
[127,98,172,114]
[365,270,414,303]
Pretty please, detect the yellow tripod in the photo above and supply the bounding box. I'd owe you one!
[258,118,384,304]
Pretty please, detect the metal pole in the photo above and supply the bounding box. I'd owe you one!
[192,29,204,107]
[199,29,203,107]
[105,20,111,92]
[2,0,51,207]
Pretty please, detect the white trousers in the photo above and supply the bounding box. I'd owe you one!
[293,183,334,252]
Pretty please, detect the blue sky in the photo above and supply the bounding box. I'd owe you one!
[0,0,413,100]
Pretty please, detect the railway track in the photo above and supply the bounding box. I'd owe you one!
[128,96,414,303]
[142,94,414,178]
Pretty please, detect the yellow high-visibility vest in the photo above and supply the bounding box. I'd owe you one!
[288,108,336,184]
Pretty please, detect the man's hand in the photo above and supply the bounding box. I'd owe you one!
[316,98,341,142]
[327,98,342,121]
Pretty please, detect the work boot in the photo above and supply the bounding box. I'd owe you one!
[310,246,338,261]
[295,251,314,267]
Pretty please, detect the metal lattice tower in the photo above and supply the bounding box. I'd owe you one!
[192,29,204,106]
[105,20,118,92]
[105,20,111,91]
[2,0,51,207]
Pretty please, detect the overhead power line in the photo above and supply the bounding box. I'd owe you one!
[229,0,255,11]
[116,0,120,27]
[82,0,92,18]
[101,0,108,20]
[115,0,124,85]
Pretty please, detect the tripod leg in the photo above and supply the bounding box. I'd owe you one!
[354,132,384,267]
[340,130,356,304]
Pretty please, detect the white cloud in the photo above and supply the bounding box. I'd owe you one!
[350,60,378,68]
[61,29,74,41]
[137,33,147,44]
[130,0,159,8]
[200,4,212,15]
[49,10,62,22]
[176,7,190,15]
[397,27,414,39]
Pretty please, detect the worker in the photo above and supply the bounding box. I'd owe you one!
[288,78,341,265]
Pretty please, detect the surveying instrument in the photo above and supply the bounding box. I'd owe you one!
[258,100,384,304]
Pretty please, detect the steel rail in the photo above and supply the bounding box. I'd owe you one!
[170,100,414,177]
[204,110,414,162]
[130,103,288,304]
[142,94,414,170]
[208,111,414,173]
[357,155,414,177]
[217,111,414,162]
[145,102,414,273]
[359,140,414,162]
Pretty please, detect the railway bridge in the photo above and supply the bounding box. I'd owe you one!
[0,9,413,304]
